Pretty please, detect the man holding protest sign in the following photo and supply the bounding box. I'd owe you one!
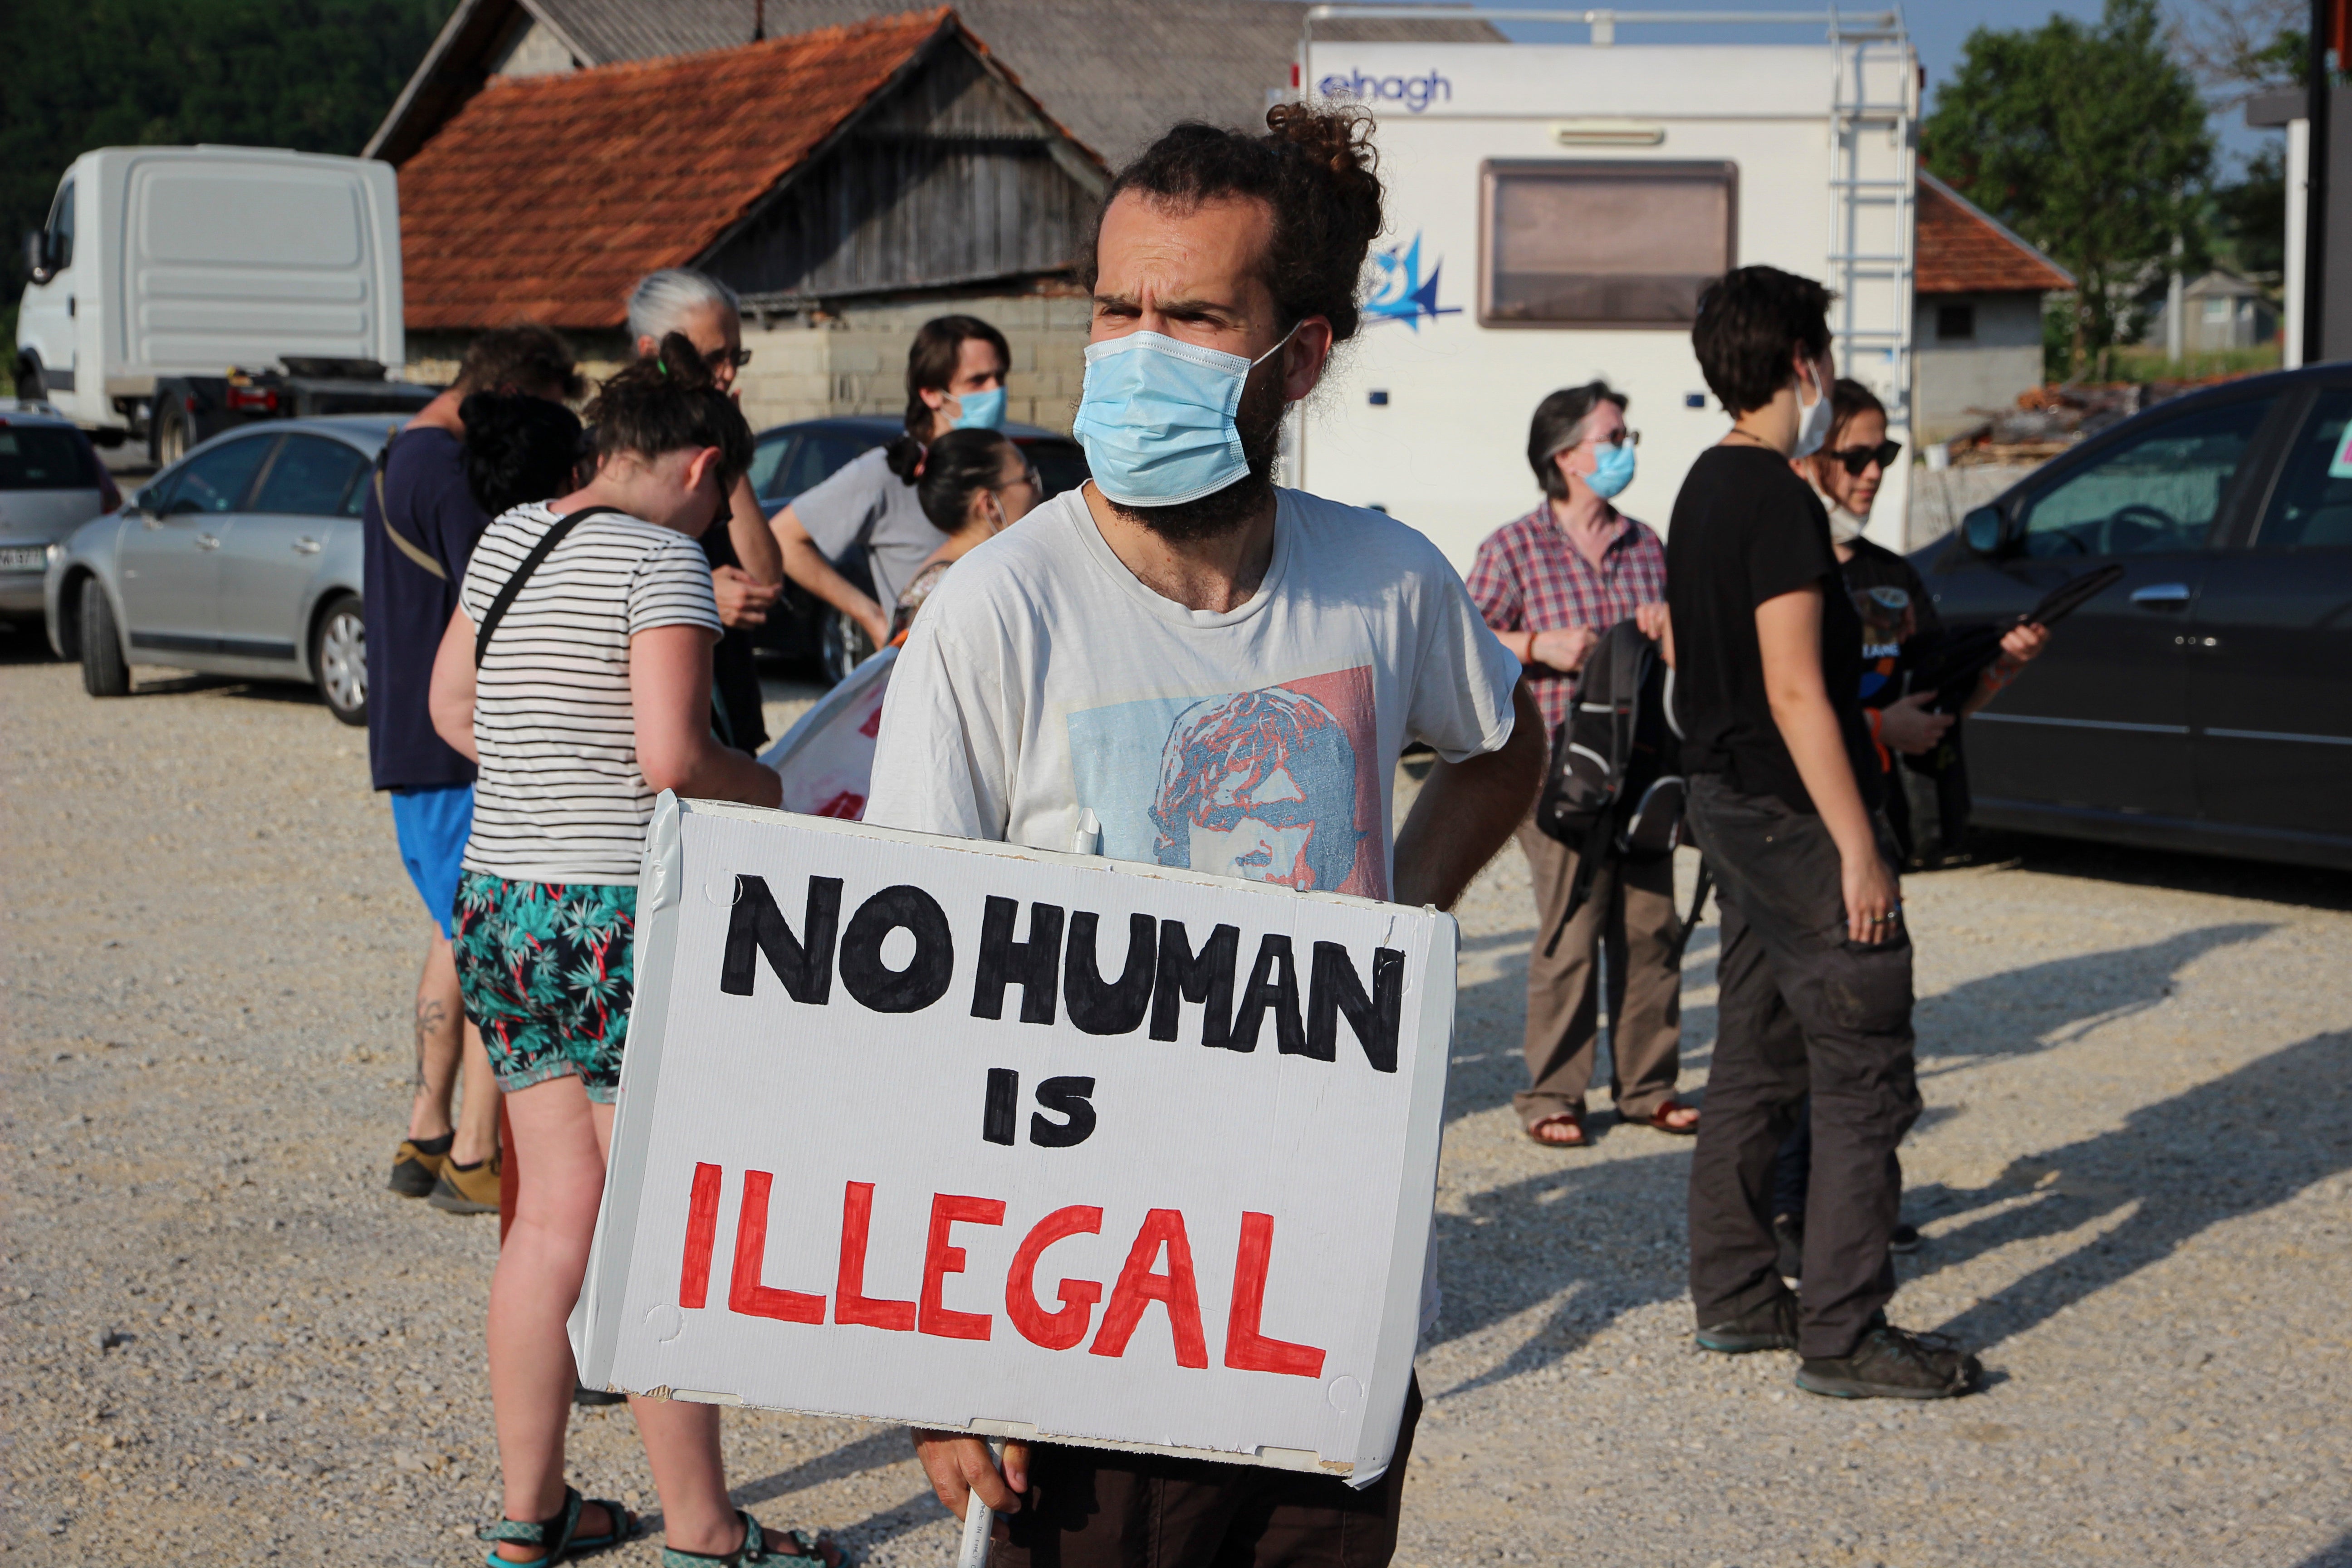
[866,103,1544,1565]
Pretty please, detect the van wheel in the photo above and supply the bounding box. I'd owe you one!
[155,405,192,467]
[79,578,130,697]
[312,593,367,725]
[820,608,876,687]
[13,356,44,402]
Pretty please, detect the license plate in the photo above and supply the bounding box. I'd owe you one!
[0,545,45,571]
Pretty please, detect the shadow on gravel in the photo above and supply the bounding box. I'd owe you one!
[731,1428,907,1508]
[0,623,60,664]
[2293,1530,2352,1567]
[1954,828,2352,914]
[1908,1029,2352,1352]
[1912,920,2274,1073]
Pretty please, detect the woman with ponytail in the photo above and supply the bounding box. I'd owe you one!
[892,427,1041,639]
[767,314,1011,661]
[429,338,840,1568]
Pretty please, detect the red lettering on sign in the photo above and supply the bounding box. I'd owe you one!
[834,1180,917,1331]
[1089,1209,1207,1368]
[728,1170,826,1323]
[1223,1212,1326,1378]
[919,1194,1006,1341]
[1005,1205,1104,1351]
[679,1162,723,1309]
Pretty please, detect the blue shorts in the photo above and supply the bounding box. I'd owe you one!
[390,785,475,939]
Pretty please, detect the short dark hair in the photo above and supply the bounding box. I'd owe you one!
[888,315,1012,481]
[917,428,1018,533]
[1526,382,1629,500]
[583,332,753,491]
[1087,103,1385,343]
[460,392,583,516]
[1690,266,1833,416]
[456,324,582,402]
[1828,376,1886,444]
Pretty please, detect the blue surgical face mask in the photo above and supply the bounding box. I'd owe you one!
[1072,326,1297,507]
[1584,439,1637,500]
[950,385,1007,431]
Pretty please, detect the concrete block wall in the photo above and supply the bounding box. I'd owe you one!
[734,293,1091,436]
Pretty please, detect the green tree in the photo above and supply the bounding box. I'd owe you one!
[1924,0,2215,377]
[0,0,456,384]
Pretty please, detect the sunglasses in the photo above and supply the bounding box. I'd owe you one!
[703,347,754,371]
[1830,439,1901,476]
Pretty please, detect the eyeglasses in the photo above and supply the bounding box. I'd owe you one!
[703,347,754,371]
[1593,429,1641,450]
[1830,439,1901,476]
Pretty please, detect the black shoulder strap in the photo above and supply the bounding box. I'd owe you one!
[474,506,625,667]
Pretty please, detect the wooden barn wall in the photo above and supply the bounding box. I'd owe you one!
[703,43,1098,302]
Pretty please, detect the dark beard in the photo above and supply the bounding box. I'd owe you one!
[1107,360,1285,544]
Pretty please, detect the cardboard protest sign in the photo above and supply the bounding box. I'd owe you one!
[756,647,894,821]
[576,795,1457,1485]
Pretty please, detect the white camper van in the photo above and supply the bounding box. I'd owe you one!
[1294,9,1917,564]
[15,146,426,461]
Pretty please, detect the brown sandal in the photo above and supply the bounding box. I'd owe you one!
[1525,1109,1587,1147]
[1625,1098,1700,1136]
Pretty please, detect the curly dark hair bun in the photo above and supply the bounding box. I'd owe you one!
[584,331,754,489]
[460,392,584,516]
[1092,103,1385,343]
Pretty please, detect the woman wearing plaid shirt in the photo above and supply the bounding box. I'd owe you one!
[1465,383,1697,1148]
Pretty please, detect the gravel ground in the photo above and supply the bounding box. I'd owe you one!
[4,627,2350,1567]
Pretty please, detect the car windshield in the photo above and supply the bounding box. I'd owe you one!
[0,426,96,490]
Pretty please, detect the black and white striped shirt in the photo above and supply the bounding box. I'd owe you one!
[457,502,722,884]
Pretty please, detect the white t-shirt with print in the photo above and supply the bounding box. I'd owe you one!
[458,502,724,885]
[864,486,1521,900]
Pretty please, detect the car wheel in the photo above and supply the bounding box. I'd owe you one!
[155,405,192,467]
[14,356,44,402]
[820,607,876,687]
[78,578,130,697]
[312,593,367,725]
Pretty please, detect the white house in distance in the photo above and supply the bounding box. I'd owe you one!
[1912,171,2073,444]
[2145,270,2281,356]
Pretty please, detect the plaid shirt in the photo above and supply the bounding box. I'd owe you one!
[1465,505,1668,735]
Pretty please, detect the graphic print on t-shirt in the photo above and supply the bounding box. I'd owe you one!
[1067,666,1385,898]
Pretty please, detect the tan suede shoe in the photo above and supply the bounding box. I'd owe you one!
[427,1149,501,1215]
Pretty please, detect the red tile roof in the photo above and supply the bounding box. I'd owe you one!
[1916,172,2074,297]
[397,8,973,329]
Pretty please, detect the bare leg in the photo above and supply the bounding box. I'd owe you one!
[407,936,464,1142]
[452,1019,502,1166]
[486,1080,737,1560]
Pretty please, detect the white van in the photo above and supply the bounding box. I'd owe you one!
[15,146,424,461]
[1292,10,1918,562]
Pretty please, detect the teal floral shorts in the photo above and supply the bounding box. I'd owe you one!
[453,873,637,1103]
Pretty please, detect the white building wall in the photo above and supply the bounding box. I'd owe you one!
[1913,290,2043,443]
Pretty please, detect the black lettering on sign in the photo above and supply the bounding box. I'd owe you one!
[1230,934,1305,1056]
[1029,1076,1098,1148]
[1149,921,1239,1049]
[838,885,956,1013]
[720,875,842,1004]
[971,897,1064,1025]
[983,1068,1019,1146]
[1064,913,1156,1035]
[1309,943,1405,1073]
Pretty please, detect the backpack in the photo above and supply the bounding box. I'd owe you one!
[1532,619,1709,959]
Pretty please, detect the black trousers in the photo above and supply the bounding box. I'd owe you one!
[1684,775,1922,1360]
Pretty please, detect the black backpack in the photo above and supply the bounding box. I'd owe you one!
[1532,619,1710,959]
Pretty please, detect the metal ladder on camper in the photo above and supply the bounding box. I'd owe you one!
[1824,10,1918,440]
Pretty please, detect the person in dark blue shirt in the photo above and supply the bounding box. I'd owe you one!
[365,325,581,1213]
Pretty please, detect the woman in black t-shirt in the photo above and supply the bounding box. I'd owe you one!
[1665,266,1980,1402]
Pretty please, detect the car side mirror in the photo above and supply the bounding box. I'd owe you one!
[23,230,53,287]
[1960,505,2008,557]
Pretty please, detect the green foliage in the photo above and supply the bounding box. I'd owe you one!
[1924,0,2215,377]
[0,0,456,311]
[2214,143,2287,281]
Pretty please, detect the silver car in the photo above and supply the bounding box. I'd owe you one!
[45,416,390,725]
[1,401,117,625]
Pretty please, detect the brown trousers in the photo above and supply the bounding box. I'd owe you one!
[1512,817,1685,1129]
[991,1379,1421,1568]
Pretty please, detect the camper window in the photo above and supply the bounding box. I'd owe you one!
[1479,161,1735,328]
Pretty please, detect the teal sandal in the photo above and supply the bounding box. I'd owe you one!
[479,1485,635,1568]
[662,1509,843,1567]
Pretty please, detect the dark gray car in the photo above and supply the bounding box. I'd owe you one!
[1918,363,2352,869]
[45,416,390,724]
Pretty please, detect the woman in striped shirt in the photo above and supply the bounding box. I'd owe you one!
[430,342,834,1566]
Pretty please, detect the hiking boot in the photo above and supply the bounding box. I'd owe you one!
[1796,1325,1980,1400]
[1774,1214,1804,1284]
[1695,1290,1799,1354]
[427,1150,501,1215]
[387,1135,451,1199]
